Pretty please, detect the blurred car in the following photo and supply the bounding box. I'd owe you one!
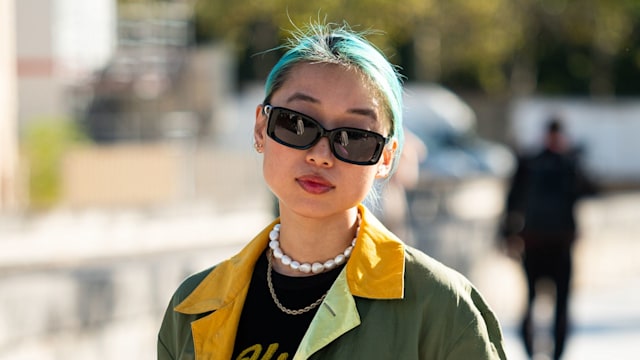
[398,85,517,275]
[401,83,517,228]
[403,84,515,181]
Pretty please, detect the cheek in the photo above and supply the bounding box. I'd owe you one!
[263,156,280,179]
[349,167,378,197]
[262,146,292,187]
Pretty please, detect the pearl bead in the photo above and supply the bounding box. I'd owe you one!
[299,263,312,273]
[324,259,336,270]
[344,246,353,257]
[311,262,324,274]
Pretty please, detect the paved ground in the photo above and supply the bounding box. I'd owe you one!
[0,203,272,360]
[1,191,639,359]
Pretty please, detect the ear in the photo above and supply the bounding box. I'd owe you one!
[375,139,398,179]
[254,104,267,146]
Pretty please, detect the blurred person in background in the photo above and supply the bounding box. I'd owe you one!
[501,117,598,359]
[158,21,506,359]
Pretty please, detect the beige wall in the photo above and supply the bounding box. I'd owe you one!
[62,144,182,208]
[61,143,269,210]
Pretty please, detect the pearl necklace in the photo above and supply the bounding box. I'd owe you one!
[268,215,360,274]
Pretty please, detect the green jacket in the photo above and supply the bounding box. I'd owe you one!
[158,205,507,359]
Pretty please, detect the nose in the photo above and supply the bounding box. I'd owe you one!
[305,137,334,167]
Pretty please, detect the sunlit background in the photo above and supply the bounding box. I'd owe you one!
[1,0,639,359]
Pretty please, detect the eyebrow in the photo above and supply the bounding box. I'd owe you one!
[286,92,379,122]
[286,92,319,104]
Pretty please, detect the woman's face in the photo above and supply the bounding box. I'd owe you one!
[254,62,396,219]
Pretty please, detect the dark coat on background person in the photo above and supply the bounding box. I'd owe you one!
[503,147,597,250]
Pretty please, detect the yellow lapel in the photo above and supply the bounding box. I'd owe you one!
[347,204,405,299]
[174,220,277,359]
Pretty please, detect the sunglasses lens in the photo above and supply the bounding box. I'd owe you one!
[267,107,384,165]
[271,110,319,148]
[331,130,382,164]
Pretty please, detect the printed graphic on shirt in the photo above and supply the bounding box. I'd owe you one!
[235,343,289,360]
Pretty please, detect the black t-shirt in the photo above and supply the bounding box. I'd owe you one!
[231,249,344,359]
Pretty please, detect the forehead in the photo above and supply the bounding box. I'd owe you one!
[281,63,372,99]
[273,63,391,129]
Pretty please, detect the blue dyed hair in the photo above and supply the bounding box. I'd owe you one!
[263,22,405,176]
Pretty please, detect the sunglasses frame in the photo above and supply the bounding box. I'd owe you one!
[263,104,388,166]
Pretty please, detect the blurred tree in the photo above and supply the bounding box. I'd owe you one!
[414,0,523,92]
[507,0,640,96]
[193,0,437,87]
[22,118,88,209]
[121,0,640,96]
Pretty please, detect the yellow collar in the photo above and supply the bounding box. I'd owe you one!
[175,204,405,315]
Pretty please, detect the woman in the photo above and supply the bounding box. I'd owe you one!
[158,22,507,360]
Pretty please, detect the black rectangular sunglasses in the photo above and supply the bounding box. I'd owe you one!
[263,104,388,166]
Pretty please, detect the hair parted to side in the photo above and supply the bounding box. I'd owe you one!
[263,21,405,177]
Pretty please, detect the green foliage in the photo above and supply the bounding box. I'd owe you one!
[21,118,89,209]
[192,0,640,96]
[194,0,435,55]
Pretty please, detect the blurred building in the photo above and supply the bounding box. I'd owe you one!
[16,0,116,127]
[81,1,233,144]
[3,0,240,210]
[65,1,239,208]
[85,1,202,143]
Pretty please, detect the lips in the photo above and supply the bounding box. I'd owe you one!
[296,175,335,194]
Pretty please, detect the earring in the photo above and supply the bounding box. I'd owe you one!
[376,165,390,178]
[254,142,264,153]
